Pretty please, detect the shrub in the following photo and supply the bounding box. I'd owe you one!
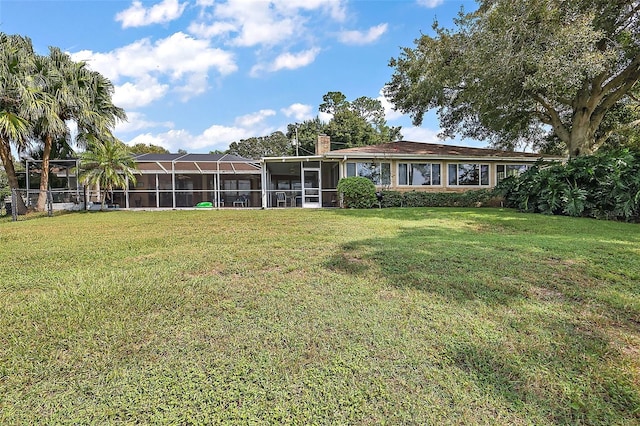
[378,189,494,208]
[0,168,9,201]
[337,177,377,208]
[379,191,404,208]
[494,149,640,222]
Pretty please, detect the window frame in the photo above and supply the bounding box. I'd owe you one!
[345,161,391,186]
[496,164,530,183]
[447,163,491,187]
[397,162,442,186]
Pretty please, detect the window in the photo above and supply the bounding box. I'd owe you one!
[346,162,391,185]
[129,174,156,190]
[398,163,441,186]
[448,163,490,186]
[497,164,529,183]
[223,179,251,191]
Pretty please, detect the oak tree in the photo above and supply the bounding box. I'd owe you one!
[386,0,640,156]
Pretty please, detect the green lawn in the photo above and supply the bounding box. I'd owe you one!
[0,208,638,424]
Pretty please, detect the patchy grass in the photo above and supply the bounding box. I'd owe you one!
[0,208,638,424]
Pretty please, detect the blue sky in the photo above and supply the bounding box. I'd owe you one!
[1,0,481,153]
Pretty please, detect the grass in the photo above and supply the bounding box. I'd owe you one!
[0,208,639,424]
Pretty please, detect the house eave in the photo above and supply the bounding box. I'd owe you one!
[261,155,323,163]
[322,152,564,162]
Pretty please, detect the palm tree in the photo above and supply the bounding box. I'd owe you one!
[0,33,39,214]
[33,47,126,211]
[78,137,138,210]
[30,50,68,211]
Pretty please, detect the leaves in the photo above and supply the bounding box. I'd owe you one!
[0,32,124,211]
[336,177,377,209]
[496,149,640,221]
[78,138,139,210]
[232,91,403,158]
[227,131,292,159]
[386,0,640,155]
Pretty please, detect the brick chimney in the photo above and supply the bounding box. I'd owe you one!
[316,134,331,155]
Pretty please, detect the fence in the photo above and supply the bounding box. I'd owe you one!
[2,188,92,221]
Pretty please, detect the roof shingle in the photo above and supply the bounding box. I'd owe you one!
[326,141,562,159]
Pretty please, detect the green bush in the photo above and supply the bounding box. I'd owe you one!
[377,189,494,208]
[379,191,404,208]
[0,168,9,201]
[494,149,640,222]
[337,177,377,208]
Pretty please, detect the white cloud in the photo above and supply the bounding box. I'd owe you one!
[190,0,297,47]
[188,0,348,46]
[113,76,169,109]
[338,23,388,45]
[401,126,443,143]
[281,103,313,121]
[126,125,255,152]
[188,21,237,39]
[123,108,281,152]
[271,48,321,71]
[193,124,262,149]
[116,0,188,28]
[154,32,237,78]
[174,71,210,101]
[318,111,333,123]
[250,48,320,76]
[72,32,237,106]
[274,0,347,22]
[416,0,445,8]
[73,33,237,81]
[234,110,276,128]
[116,112,174,134]
[376,88,404,122]
[126,132,172,149]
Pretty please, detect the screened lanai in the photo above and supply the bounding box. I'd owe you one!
[261,156,341,208]
[111,153,261,209]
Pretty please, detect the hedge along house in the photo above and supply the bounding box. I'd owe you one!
[261,136,566,208]
[108,153,262,209]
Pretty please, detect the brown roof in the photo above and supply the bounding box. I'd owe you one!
[326,141,562,159]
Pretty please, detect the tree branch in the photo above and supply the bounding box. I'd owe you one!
[600,54,640,101]
[532,93,570,143]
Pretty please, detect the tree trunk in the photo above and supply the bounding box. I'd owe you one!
[0,139,28,214]
[568,110,595,158]
[36,135,53,211]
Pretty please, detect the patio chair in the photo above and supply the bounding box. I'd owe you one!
[275,191,287,207]
[233,194,249,207]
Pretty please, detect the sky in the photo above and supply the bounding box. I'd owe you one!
[1,0,482,154]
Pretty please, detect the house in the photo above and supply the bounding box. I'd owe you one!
[260,135,565,208]
[22,137,564,210]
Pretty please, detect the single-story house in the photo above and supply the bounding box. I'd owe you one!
[260,135,565,208]
[21,136,565,210]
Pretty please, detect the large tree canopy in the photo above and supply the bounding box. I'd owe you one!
[228,92,403,158]
[128,143,170,155]
[227,131,292,159]
[319,91,402,149]
[385,0,640,156]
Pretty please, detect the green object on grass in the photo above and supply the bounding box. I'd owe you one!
[195,201,213,208]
